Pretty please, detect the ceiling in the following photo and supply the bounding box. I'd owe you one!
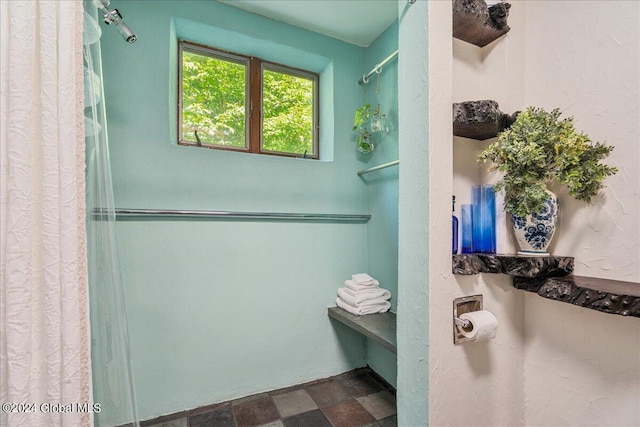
[217,0,398,47]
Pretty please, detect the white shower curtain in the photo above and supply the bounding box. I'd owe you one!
[0,1,93,426]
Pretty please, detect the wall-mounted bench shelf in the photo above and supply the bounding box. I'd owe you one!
[453,254,639,318]
[453,0,511,47]
[453,100,518,140]
[328,307,397,354]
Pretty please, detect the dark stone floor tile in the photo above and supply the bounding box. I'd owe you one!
[322,399,376,427]
[232,393,270,406]
[269,383,305,397]
[282,409,331,427]
[336,369,385,398]
[366,369,396,392]
[188,405,235,427]
[141,413,188,427]
[357,391,396,420]
[271,389,318,418]
[306,379,351,408]
[144,419,187,427]
[233,397,279,427]
[189,402,230,417]
[377,415,398,427]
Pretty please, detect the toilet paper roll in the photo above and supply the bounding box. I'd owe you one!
[458,310,498,341]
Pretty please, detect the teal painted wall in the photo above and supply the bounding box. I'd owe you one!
[100,0,377,420]
[397,0,430,424]
[361,22,399,389]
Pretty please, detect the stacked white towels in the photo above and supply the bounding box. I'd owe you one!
[335,273,391,315]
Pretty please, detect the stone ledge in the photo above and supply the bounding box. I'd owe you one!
[453,254,574,277]
[513,275,640,318]
[453,0,511,47]
[328,307,396,354]
[453,100,518,140]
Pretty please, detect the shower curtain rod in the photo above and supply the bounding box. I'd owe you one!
[357,50,398,85]
[93,208,371,222]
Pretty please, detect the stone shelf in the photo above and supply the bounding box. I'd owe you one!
[513,275,640,318]
[453,100,518,140]
[453,254,574,277]
[453,0,511,47]
[328,307,396,354]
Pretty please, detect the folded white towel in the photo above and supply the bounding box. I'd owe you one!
[337,287,390,306]
[344,279,379,291]
[336,297,391,315]
[352,273,376,286]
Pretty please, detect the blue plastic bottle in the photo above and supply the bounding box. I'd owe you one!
[471,185,496,253]
[452,196,459,254]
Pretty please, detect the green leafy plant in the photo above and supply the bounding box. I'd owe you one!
[353,103,374,152]
[478,107,618,217]
[352,103,372,131]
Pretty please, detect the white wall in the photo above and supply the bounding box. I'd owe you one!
[524,1,639,280]
[427,1,639,425]
[523,2,640,426]
[428,2,527,426]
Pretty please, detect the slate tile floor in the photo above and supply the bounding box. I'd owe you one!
[141,367,396,427]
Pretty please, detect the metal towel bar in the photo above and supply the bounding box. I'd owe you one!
[93,208,371,223]
[357,160,399,176]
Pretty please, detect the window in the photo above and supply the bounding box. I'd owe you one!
[178,40,319,159]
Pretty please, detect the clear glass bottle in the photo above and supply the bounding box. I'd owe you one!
[452,196,459,254]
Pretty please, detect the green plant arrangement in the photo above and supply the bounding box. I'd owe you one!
[353,103,373,152]
[478,107,618,217]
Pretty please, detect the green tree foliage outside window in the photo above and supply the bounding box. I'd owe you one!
[180,44,317,157]
[262,68,314,156]
[182,51,246,147]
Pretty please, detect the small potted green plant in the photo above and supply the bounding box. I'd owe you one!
[478,106,617,255]
[353,103,373,153]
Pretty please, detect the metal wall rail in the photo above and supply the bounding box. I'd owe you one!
[357,160,399,176]
[93,208,371,223]
[357,50,399,85]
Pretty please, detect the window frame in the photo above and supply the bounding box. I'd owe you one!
[178,40,320,159]
[178,41,250,152]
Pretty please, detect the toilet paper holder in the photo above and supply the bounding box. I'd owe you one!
[453,294,483,345]
[453,316,471,328]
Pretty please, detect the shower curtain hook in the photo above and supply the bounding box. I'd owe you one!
[362,73,369,84]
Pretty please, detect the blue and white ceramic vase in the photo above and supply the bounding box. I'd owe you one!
[511,189,558,256]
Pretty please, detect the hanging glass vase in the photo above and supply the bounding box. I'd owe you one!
[357,129,374,153]
[370,111,389,133]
